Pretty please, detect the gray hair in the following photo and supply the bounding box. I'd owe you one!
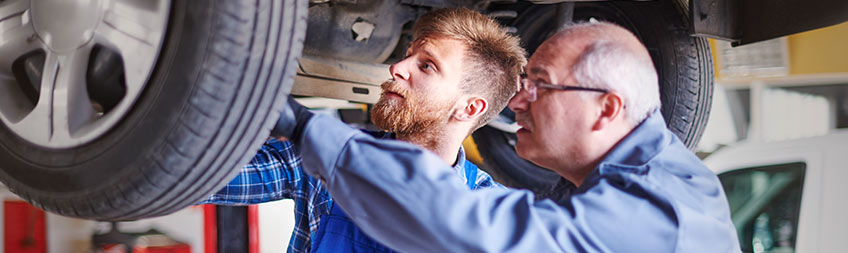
[568,23,661,125]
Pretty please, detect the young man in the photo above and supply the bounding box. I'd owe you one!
[281,22,741,251]
[202,8,526,252]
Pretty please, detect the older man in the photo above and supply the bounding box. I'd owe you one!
[279,22,741,251]
[202,8,526,253]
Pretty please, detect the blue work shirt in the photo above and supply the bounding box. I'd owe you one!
[298,112,741,252]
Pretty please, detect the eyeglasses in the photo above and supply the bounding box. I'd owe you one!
[519,76,608,102]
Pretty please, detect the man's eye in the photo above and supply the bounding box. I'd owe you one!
[420,62,433,71]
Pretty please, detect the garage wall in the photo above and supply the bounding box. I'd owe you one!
[258,200,296,252]
[701,22,848,152]
[788,22,848,74]
[46,208,204,253]
[1,187,295,253]
[711,22,848,77]
[0,186,206,253]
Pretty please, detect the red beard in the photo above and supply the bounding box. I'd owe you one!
[371,81,454,136]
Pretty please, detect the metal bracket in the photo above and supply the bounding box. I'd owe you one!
[292,56,390,104]
[690,0,741,43]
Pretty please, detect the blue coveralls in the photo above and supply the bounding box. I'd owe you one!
[310,160,480,252]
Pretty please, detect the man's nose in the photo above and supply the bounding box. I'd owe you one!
[389,59,411,81]
[509,89,531,112]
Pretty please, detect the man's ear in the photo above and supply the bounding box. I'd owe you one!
[592,92,624,131]
[453,96,488,122]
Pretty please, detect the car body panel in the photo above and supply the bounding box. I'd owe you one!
[690,0,848,45]
[704,130,848,252]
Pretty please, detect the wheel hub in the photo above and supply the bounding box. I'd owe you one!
[31,0,103,53]
[0,0,170,149]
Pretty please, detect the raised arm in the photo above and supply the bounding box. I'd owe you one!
[200,139,308,205]
[297,115,679,252]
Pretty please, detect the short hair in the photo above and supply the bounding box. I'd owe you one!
[412,8,527,131]
[566,22,661,125]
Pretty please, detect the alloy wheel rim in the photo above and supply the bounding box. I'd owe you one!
[0,0,170,148]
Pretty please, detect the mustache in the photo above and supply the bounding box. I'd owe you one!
[380,80,409,98]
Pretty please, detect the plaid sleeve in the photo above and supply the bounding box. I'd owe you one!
[200,139,308,205]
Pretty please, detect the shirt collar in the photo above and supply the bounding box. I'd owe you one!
[598,110,671,169]
[451,146,470,185]
[537,178,577,202]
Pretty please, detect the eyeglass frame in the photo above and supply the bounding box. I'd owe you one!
[519,75,608,102]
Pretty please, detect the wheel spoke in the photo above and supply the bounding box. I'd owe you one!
[50,45,96,142]
[9,51,58,144]
[109,0,170,31]
[0,0,30,23]
[0,0,39,72]
[95,0,168,93]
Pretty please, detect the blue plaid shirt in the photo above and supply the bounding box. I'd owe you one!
[201,131,503,252]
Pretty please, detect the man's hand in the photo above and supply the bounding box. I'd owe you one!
[271,96,314,144]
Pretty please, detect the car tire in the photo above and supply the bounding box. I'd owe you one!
[476,0,713,191]
[0,0,307,220]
